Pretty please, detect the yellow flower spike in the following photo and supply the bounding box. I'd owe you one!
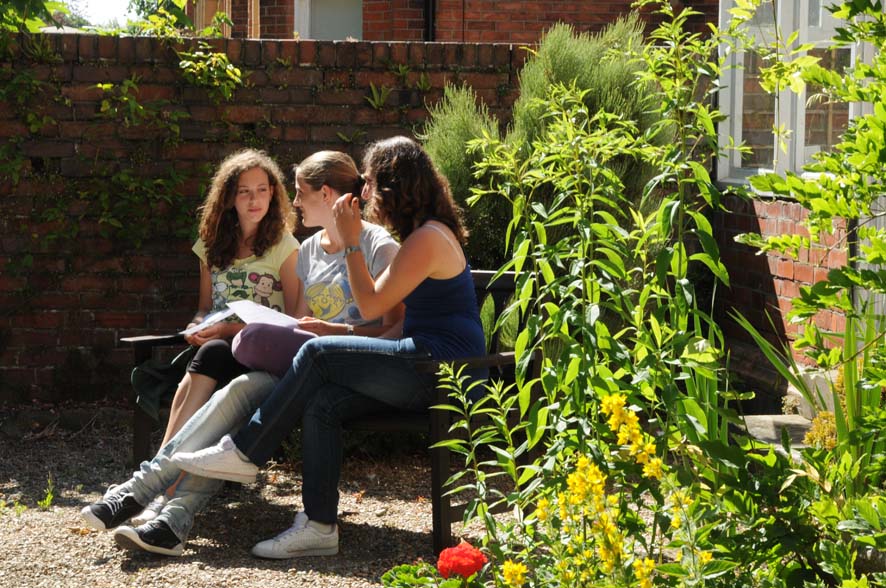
[537,497,550,522]
[502,560,528,588]
[699,551,713,566]
[601,393,626,415]
[624,410,640,428]
[671,512,682,529]
[617,425,632,445]
[642,457,664,480]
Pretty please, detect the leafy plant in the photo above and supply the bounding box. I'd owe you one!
[0,0,62,32]
[177,41,244,103]
[388,62,411,86]
[365,82,392,110]
[414,72,431,92]
[37,475,54,510]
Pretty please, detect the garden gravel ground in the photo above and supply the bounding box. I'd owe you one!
[0,402,466,588]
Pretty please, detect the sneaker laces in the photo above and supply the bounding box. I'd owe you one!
[103,492,130,515]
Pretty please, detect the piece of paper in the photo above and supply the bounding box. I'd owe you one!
[226,300,300,328]
[179,308,236,336]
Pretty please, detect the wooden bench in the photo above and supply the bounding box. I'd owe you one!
[121,269,537,554]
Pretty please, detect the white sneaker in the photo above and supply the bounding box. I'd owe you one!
[251,512,339,559]
[171,435,259,484]
[130,494,168,526]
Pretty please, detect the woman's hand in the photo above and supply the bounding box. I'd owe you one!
[297,316,342,336]
[332,193,363,246]
[185,322,242,346]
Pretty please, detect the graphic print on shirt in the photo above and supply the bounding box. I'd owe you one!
[248,272,283,310]
[306,281,346,319]
[227,267,250,299]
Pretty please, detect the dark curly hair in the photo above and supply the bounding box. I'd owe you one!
[197,149,292,269]
[361,136,468,244]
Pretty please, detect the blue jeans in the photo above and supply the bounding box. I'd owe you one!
[121,371,277,542]
[233,335,437,524]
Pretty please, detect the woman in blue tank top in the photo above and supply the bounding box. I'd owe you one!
[169,136,485,559]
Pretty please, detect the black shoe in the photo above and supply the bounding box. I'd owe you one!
[114,520,184,556]
[80,492,144,531]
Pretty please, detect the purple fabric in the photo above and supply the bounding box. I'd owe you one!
[232,323,318,378]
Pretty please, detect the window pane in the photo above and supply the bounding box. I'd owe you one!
[809,0,821,27]
[748,0,775,28]
[804,47,851,163]
[741,52,775,169]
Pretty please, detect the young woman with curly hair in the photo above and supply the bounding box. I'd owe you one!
[133,148,300,526]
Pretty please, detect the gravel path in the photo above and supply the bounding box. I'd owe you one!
[0,403,451,588]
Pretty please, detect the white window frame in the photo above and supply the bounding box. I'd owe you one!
[717,0,872,184]
[294,0,310,40]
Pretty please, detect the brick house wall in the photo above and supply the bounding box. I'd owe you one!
[363,0,719,42]
[0,33,523,403]
[714,195,848,395]
[196,0,719,43]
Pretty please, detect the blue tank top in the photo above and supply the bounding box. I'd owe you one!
[403,264,486,360]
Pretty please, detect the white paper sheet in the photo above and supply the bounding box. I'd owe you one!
[225,300,300,328]
[179,308,236,336]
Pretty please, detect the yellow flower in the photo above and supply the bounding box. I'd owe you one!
[633,557,655,588]
[670,512,682,529]
[502,560,528,588]
[698,551,713,566]
[642,457,664,480]
[536,496,550,522]
[601,393,627,415]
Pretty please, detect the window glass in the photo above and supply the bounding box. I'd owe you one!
[803,47,851,163]
[741,52,776,169]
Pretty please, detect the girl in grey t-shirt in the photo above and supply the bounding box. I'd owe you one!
[232,151,401,378]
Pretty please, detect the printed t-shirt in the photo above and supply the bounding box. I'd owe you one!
[193,232,299,313]
[296,222,399,326]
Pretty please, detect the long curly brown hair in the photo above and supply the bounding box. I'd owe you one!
[197,149,291,269]
[362,136,468,244]
[293,151,364,231]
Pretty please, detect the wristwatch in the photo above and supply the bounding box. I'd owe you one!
[343,245,361,257]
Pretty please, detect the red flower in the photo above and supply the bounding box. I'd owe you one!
[437,541,488,579]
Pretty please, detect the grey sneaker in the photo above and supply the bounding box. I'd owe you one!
[171,434,258,484]
[251,512,339,559]
[114,520,184,557]
[130,494,168,526]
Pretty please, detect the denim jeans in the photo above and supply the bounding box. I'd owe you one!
[122,371,277,542]
[233,335,437,524]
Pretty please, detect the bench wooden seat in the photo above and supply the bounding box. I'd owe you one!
[121,269,537,553]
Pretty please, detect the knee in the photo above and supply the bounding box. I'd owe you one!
[189,340,233,378]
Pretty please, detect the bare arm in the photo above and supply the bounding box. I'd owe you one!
[279,248,302,317]
[334,195,454,320]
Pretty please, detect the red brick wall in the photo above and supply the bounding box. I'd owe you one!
[714,194,847,390]
[261,0,294,39]
[364,0,719,43]
[231,0,249,38]
[0,33,524,403]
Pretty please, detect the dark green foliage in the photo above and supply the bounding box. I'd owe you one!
[420,15,664,270]
[421,84,505,269]
[509,17,661,206]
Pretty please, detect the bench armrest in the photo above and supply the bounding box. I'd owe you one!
[120,334,186,365]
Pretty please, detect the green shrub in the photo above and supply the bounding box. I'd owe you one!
[508,17,661,204]
[420,15,663,269]
[421,84,504,269]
